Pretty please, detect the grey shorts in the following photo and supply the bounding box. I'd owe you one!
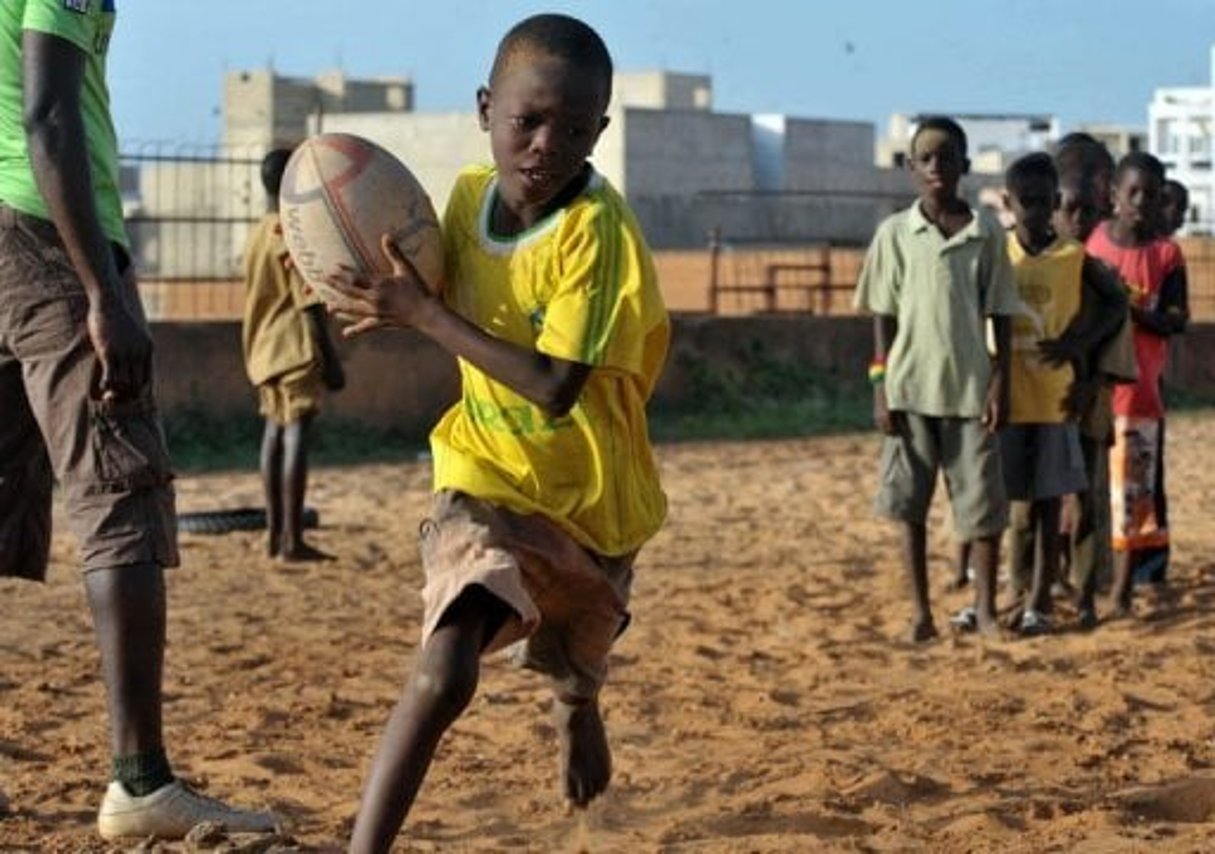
[875,413,1008,540]
[419,490,634,701]
[0,205,178,580]
[999,422,1088,501]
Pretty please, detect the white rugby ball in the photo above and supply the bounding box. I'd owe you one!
[279,133,444,304]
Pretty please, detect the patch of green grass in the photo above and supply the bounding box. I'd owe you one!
[163,407,428,473]
[649,344,872,442]
[1163,383,1215,413]
[163,341,879,470]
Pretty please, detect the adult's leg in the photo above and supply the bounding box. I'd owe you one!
[85,562,173,793]
[350,587,511,854]
[259,419,284,558]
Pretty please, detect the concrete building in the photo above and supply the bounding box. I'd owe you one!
[1071,123,1147,160]
[1148,45,1214,235]
[223,67,414,152]
[877,112,1060,173]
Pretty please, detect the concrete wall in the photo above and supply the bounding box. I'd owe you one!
[783,119,875,192]
[317,111,490,215]
[633,192,893,248]
[623,108,754,197]
[150,317,1215,442]
[612,71,713,111]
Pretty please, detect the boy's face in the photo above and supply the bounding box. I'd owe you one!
[1112,166,1161,238]
[478,53,610,225]
[1054,181,1102,242]
[1005,174,1058,241]
[908,129,966,201]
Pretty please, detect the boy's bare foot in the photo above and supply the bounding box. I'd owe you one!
[907,619,938,643]
[276,542,335,563]
[555,697,611,808]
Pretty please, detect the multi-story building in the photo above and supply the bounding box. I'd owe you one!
[1149,45,1214,235]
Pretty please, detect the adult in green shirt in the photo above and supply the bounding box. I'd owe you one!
[0,1,275,841]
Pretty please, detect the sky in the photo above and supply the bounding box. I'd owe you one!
[108,0,1214,147]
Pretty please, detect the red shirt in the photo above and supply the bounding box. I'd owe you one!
[1086,223,1184,419]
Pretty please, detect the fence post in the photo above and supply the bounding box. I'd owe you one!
[707,226,721,314]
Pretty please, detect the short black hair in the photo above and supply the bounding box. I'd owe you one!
[490,14,613,103]
[1115,150,1165,186]
[260,148,293,196]
[910,116,968,158]
[1006,152,1058,196]
[1055,133,1114,184]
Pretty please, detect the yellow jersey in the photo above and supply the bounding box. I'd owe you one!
[1006,234,1085,423]
[431,165,669,556]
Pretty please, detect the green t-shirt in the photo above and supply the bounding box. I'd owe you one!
[853,202,1020,418]
[0,0,126,248]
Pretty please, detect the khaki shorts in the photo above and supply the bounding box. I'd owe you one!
[0,205,178,580]
[257,364,324,425]
[420,490,634,702]
[875,413,1008,540]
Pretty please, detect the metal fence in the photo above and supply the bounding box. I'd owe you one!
[121,144,264,320]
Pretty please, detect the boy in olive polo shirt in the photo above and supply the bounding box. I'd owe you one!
[854,116,1020,641]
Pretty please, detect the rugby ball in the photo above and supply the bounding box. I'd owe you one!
[279,133,445,304]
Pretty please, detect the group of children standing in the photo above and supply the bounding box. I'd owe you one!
[855,118,1190,641]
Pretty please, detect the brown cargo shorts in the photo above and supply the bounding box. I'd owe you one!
[0,204,178,580]
[419,490,635,702]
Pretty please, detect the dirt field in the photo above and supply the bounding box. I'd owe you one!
[2,417,1214,852]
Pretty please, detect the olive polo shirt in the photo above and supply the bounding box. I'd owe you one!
[854,202,1020,418]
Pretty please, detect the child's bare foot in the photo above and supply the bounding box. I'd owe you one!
[277,542,335,563]
[555,697,611,808]
[907,619,938,643]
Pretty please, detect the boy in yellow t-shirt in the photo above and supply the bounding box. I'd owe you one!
[995,153,1097,635]
[242,149,345,562]
[323,14,669,849]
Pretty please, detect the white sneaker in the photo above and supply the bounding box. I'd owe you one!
[97,779,277,840]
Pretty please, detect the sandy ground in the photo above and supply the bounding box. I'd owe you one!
[2,416,1215,853]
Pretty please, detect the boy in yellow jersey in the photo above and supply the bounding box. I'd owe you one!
[323,14,668,850]
[991,153,1121,635]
